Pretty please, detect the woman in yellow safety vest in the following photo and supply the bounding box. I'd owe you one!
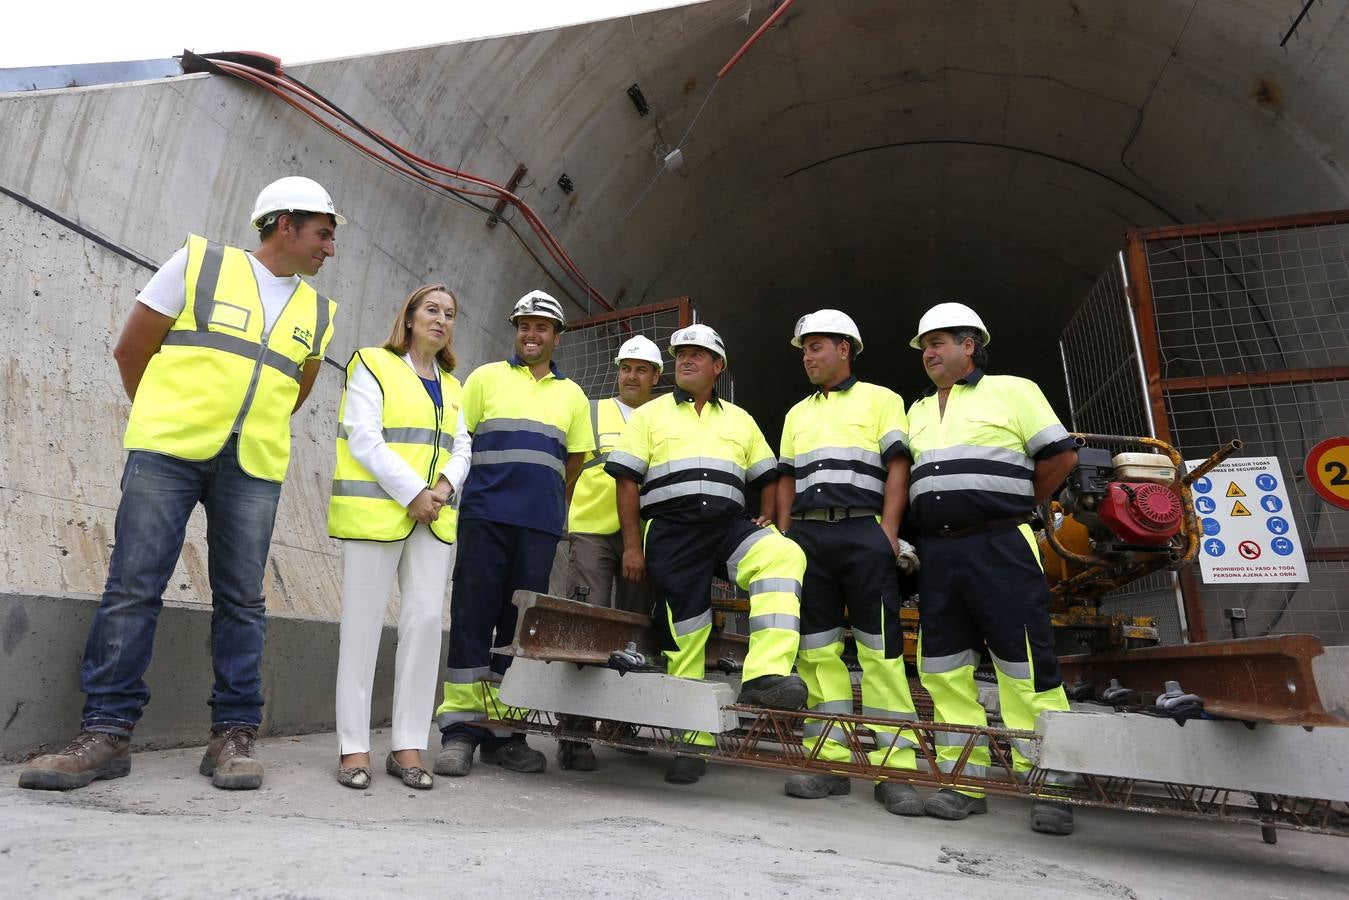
[328,284,470,790]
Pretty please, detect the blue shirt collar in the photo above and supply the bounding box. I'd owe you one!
[816,374,858,395]
[673,384,721,406]
[508,354,568,381]
[923,367,983,397]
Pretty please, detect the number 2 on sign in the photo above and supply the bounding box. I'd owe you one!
[1327,461,1349,486]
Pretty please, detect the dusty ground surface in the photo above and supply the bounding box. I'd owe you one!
[0,730,1344,899]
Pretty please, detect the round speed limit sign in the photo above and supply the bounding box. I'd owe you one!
[1306,437,1349,510]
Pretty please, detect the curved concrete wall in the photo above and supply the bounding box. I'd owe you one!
[3,0,1348,624]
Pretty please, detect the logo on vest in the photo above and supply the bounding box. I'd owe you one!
[291,326,313,350]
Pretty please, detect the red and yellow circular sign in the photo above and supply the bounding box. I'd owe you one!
[1306,437,1349,510]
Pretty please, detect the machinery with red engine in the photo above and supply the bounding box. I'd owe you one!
[1036,434,1240,651]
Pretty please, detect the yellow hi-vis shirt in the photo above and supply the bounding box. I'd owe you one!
[779,375,909,513]
[605,386,779,523]
[123,234,337,482]
[567,397,634,535]
[906,369,1074,531]
[328,347,462,544]
[457,357,593,535]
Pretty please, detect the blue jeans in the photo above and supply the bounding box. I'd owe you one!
[81,436,281,736]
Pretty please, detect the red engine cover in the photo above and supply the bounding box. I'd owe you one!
[1096,482,1183,545]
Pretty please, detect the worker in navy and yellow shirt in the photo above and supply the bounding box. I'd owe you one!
[906,302,1079,836]
[432,291,593,778]
[774,309,923,817]
[606,324,807,786]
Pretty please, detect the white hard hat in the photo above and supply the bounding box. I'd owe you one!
[792,309,864,355]
[250,176,346,230]
[508,290,567,330]
[910,302,991,349]
[669,323,727,365]
[614,335,663,371]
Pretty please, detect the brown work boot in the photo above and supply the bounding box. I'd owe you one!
[18,731,131,791]
[199,726,264,790]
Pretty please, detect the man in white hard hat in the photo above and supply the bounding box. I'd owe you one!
[906,302,1079,835]
[433,290,594,778]
[21,176,343,793]
[775,309,924,816]
[554,335,664,771]
[607,324,808,785]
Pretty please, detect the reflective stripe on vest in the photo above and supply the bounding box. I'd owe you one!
[568,398,632,535]
[122,235,334,482]
[327,347,462,544]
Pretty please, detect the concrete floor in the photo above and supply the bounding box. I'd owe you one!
[0,731,1344,899]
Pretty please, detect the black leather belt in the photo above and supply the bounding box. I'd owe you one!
[922,515,1032,539]
[791,507,880,523]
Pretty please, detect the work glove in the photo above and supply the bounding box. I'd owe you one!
[895,538,920,575]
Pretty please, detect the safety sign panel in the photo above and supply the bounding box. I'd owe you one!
[1305,436,1349,510]
[1187,455,1307,584]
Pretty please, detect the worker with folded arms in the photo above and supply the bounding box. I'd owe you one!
[555,334,664,771]
[907,302,1079,835]
[775,309,923,816]
[20,176,342,793]
[606,324,807,786]
[432,291,593,777]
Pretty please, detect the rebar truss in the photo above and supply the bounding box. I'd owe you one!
[476,683,1347,839]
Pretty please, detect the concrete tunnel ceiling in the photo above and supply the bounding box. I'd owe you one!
[404,0,1349,427]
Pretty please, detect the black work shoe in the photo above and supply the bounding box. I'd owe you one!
[785,773,851,799]
[874,781,925,816]
[480,737,546,773]
[736,674,808,710]
[1031,799,1076,835]
[557,740,597,771]
[923,788,988,820]
[19,732,131,791]
[664,756,707,785]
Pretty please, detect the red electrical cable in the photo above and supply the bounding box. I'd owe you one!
[208,58,612,310]
[718,0,798,78]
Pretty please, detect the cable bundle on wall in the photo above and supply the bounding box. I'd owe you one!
[182,50,612,314]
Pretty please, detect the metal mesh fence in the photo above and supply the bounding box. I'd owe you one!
[1059,253,1186,642]
[553,299,691,399]
[1059,253,1154,439]
[1143,221,1349,646]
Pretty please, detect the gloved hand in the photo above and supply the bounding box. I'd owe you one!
[895,539,920,574]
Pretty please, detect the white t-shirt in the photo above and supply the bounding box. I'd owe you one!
[137,246,301,337]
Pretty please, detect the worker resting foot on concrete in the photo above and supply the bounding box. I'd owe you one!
[606,324,807,786]
[19,177,343,793]
[432,292,594,777]
[775,310,922,816]
[905,303,1079,836]
[556,335,665,771]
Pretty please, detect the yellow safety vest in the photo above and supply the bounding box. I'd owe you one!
[567,397,632,535]
[123,234,336,482]
[328,348,462,544]
[906,369,1071,532]
[779,376,909,513]
[606,387,779,523]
